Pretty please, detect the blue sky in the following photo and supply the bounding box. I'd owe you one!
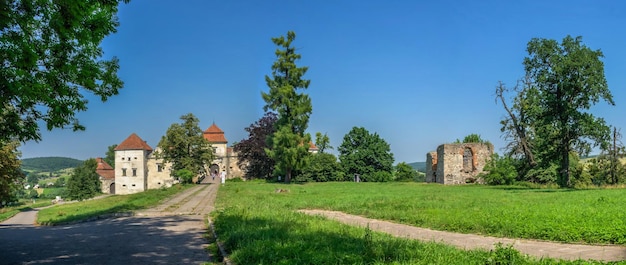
[19,0,626,164]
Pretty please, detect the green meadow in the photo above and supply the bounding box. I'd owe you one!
[211,182,626,264]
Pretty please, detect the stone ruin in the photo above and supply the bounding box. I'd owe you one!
[425,143,493,184]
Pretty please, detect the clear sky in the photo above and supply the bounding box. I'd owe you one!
[19,0,626,164]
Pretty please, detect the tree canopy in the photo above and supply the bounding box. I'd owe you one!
[0,141,24,205]
[66,158,100,201]
[262,31,312,183]
[157,113,214,176]
[524,35,613,187]
[0,0,130,142]
[496,35,615,187]
[233,112,277,180]
[338,127,394,182]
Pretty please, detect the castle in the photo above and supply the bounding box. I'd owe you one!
[98,123,242,195]
[425,143,493,184]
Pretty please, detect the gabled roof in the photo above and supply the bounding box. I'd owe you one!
[96,157,114,179]
[203,123,228,143]
[114,133,153,151]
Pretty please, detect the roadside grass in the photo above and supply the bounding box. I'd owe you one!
[212,181,624,264]
[37,184,192,225]
[0,200,52,222]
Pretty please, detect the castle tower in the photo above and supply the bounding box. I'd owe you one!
[114,133,153,195]
[203,123,231,176]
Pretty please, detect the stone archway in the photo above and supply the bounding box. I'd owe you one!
[209,164,219,181]
[110,183,115,194]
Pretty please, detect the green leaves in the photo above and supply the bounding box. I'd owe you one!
[338,127,394,182]
[0,0,128,142]
[157,113,214,175]
[66,158,100,201]
[262,31,313,183]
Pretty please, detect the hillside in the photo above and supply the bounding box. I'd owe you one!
[21,157,83,172]
[407,161,426,173]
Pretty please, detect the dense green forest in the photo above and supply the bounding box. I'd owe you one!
[21,157,83,172]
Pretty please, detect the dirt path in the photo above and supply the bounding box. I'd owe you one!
[300,210,626,262]
[0,180,219,265]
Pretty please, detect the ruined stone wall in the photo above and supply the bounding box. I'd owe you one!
[426,143,493,184]
[425,151,437,183]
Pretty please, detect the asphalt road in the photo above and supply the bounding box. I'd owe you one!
[0,180,219,265]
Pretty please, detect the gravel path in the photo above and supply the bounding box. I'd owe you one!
[300,209,626,262]
[0,179,219,265]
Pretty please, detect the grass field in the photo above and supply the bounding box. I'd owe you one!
[211,181,625,264]
[37,184,192,225]
[0,200,52,222]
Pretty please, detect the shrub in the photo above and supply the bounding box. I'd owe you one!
[481,154,517,185]
[366,171,393,182]
[175,169,194,184]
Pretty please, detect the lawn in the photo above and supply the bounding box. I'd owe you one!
[37,184,192,225]
[211,181,625,264]
[0,200,52,222]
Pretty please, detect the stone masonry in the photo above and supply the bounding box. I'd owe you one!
[426,143,493,184]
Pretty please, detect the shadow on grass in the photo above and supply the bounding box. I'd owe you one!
[213,210,491,264]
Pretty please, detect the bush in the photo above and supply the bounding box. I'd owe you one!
[298,153,344,182]
[394,162,418,182]
[175,169,194,184]
[481,154,517,185]
[366,171,393,182]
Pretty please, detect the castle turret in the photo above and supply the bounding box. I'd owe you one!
[114,133,152,194]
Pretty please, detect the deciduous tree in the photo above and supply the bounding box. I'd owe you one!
[338,127,394,182]
[0,141,25,206]
[157,113,214,176]
[0,0,130,142]
[262,31,312,183]
[66,158,100,201]
[233,112,277,180]
[104,144,117,168]
[524,35,614,187]
[394,162,418,182]
[315,132,332,154]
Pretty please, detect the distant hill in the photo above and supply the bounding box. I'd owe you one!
[407,162,426,173]
[21,157,83,172]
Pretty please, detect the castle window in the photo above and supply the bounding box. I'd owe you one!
[134,157,137,160]
[132,184,136,187]
[463,147,473,172]
[132,168,137,177]
[157,164,163,172]
[122,168,127,176]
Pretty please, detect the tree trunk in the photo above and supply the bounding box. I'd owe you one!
[285,168,292,183]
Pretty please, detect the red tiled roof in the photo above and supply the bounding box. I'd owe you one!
[203,123,228,143]
[114,133,153,151]
[309,141,318,150]
[96,157,114,179]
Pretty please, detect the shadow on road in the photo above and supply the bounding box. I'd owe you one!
[0,215,208,264]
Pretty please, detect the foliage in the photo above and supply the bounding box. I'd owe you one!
[486,243,527,265]
[394,162,419,182]
[157,113,214,176]
[38,184,192,225]
[213,182,614,264]
[175,169,194,184]
[104,144,117,168]
[481,154,518,185]
[20,157,82,172]
[233,112,277,180]
[523,35,614,187]
[455,133,490,144]
[262,31,312,183]
[297,153,344,182]
[338,126,394,182]
[0,0,130,142]
[314,132,332,153]
[66,158,100,201]
[0,141,25,206]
